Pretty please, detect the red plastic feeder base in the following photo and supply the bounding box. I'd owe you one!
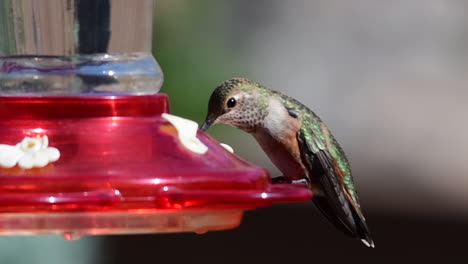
[0,95,312,238]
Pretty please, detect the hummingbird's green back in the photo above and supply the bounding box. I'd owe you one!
[270,90,360,206]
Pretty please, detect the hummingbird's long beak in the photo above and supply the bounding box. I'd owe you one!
[200,120,213,131]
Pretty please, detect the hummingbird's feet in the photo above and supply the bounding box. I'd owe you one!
[291,178,310,186]
[271,176,310,187]
[271,176,290,184]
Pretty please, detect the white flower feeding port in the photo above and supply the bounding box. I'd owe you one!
[162,113,235,155]
[162,113,209,154]
[0,136,60,169]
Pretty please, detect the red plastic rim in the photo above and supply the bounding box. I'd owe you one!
[0,94,169,119]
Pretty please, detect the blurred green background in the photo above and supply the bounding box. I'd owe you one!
[1,0,468,263]
[155,0,251,141]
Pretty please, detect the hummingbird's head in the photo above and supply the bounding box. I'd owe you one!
[201,78,268,132]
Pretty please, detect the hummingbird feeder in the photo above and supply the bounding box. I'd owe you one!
[0,0,311,239]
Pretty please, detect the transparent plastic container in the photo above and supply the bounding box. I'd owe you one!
[0,53,163,95]
[0,0,162,95]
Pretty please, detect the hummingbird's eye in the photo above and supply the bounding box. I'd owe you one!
[227,98,237,108]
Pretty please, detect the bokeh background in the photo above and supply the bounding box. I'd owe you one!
[1,0,467,263]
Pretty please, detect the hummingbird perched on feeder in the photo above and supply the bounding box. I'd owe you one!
[201,78,374,248]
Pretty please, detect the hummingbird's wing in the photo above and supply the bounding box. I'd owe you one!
[297,119,374,247]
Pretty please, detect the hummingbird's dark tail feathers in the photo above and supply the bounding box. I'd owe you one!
[313,196,375,248]
[352,207,375,248]
[313,197,355,237]
[305,149,375,248]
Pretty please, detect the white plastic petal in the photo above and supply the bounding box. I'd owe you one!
[43,147,60,162]
[18,154,34,169]
[220,143,234,153]
[32,152,49,167]
[162,113,208,154]
[40,135,49,149]
[0,145,24,168]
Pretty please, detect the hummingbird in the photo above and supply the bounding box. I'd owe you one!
[201,78,374,247]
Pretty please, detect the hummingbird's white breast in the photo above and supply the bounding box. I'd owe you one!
[253,97,306,180]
